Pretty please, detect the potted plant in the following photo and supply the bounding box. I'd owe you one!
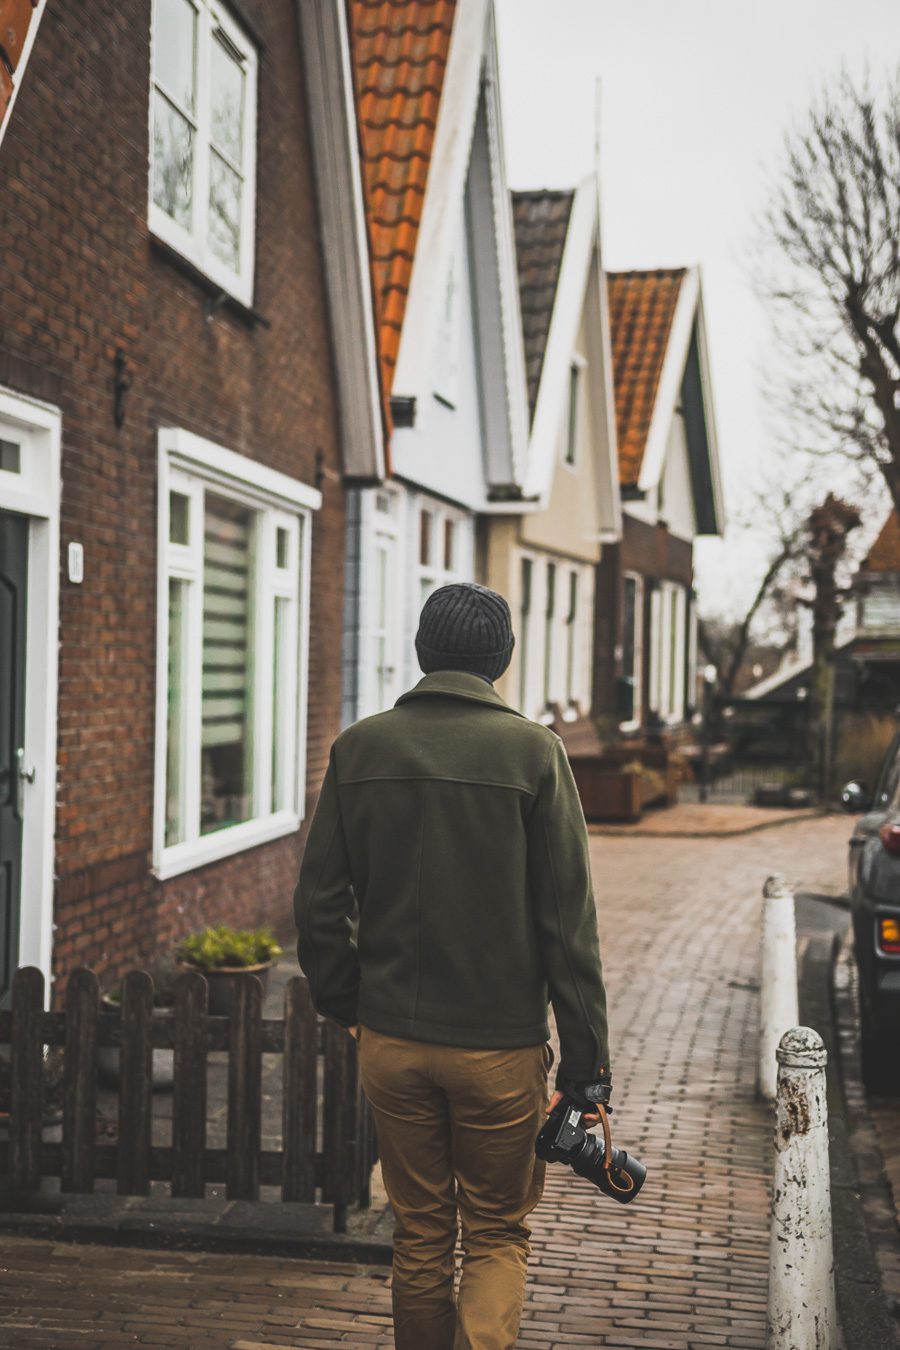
[175,924,282,1016]
[99,954,180,1090]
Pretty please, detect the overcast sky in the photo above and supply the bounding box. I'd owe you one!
[495,0,900,618]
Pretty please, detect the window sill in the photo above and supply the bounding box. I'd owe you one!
[153,810,301,881]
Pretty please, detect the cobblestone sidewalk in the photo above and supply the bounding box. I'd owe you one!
[0,814,853,1349]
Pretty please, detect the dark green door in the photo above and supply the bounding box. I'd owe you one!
[0,511,28,1007]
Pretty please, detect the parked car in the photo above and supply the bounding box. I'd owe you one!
[841,726,900,1093]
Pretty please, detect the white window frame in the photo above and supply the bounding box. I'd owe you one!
[620,571,644,731]
[416,500,468,605]
[563,354,586,470]
[650,580,687,725]
[359,485,405,718]
[148,0,258,307]
[154,429,320,880]
[517,551,535,714]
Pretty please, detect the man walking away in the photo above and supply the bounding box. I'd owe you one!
[293,582,611,1350]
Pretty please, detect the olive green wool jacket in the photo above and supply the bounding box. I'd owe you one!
[292,670,609,1080]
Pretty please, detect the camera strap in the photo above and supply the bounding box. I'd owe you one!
[597,1104,636,1196]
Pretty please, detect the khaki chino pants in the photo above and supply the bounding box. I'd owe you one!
[358,1027,550,1350]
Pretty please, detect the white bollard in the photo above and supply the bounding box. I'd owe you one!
[759,874,799,1100]
[767,1026,836,1350]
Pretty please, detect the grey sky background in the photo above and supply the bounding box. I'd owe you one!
[495,0,900,619]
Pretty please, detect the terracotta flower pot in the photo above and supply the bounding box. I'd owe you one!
[177,959,275,1016]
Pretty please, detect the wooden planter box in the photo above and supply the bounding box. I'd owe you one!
[570,762,642,823]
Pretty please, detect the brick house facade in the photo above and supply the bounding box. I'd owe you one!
[0,0,347,999]
[592,268,723,732]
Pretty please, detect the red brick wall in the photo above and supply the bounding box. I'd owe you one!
[0,0,345,995]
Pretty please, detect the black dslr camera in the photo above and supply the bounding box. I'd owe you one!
[535,1097,646,1204]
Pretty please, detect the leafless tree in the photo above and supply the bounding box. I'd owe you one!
[762,69,900,514]
[698,478,812,708]
[801,494,861,796]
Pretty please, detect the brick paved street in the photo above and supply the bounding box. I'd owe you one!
[0,813,853,1349]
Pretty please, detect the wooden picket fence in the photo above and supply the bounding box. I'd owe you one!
[0,966,376,1232]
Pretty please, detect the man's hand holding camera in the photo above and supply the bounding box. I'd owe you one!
[545,1067,612,1127]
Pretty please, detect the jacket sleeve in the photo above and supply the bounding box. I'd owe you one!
[526,736,610,1083]
[292,746,360,1026]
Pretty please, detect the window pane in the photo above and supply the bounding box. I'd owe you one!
[566,364,579,464]
[0,439,21,473]
[166,577,188,847]
[210,32,245,165]
[622,578,636,681]
[153,92,194,228]
[543,562,556,705]
[201,493,254,834]
[276,526,289,570]
[169,490,190,545]
[271,595,289,812]
[419,510,432,567]
[208,150,242,271]
[154,0,197,111]
[444,518,456,572]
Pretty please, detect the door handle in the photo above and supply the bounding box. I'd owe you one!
[16,747,35,816]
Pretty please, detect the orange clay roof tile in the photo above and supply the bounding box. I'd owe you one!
[347,0,457,399]
[607,269,687,486]
[862,511,900,573]
[0,0,38,74]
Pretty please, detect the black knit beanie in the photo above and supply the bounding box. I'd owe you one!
[415,582,515,682]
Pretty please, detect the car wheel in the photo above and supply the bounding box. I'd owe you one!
[859,986,900,1095]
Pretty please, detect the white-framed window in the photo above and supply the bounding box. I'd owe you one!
[564,355,585,468]
[542,560,557,710]
[149,0,258,306]
[649,579,686,724]
[417,501,466,608]
[154,429,320,880]
[564,568,579,705]
[621,572,643,729]
[361,487,403,717]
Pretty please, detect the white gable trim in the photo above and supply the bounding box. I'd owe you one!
[391,0,489,404]
[692,283,726,533]
[636,266,699,493]
[524,177,596,503]
[480,4,529,488]
[296,0,385,481]
[0,0,48,153]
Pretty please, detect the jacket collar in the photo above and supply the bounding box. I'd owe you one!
[395,670,526,717]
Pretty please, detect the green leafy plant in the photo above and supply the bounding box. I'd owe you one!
[176,925,283,971]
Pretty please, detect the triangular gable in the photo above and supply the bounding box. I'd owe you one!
[608,265,723,536]
[507,176,620,537]
[347,0,457,403]
[607,269,685,487]
[347,0,528,493]
[513,189,574,421]
[0,0,47,151]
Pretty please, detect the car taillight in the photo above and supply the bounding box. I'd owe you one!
[878,916,900,956]
[879,823,900,856]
